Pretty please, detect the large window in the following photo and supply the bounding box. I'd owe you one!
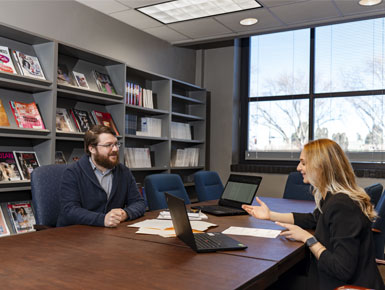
[245,17,385,163]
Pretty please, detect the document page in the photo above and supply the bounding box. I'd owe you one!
[222,226,281,238]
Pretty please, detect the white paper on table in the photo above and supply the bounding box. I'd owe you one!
[136,227,176,238]
[222,226,281,238]
[157,211,208,220]
[127,219,173,230]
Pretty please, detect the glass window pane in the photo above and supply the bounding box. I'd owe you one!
[248,99,309,151]
[315,18,385,93]
[249,29,310,97]
[314,96,385,153]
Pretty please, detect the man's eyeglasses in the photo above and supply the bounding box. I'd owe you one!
[95,142,122,149]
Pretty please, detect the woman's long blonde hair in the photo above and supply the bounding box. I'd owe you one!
[303,139,376,221]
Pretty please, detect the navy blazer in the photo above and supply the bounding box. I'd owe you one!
[56,155,146,227]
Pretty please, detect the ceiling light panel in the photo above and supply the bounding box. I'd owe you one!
[137,0,262,24]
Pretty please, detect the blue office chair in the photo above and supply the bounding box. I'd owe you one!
[144,173,190,211]
[31,164,68,229]
[364,183,383,208]
[283,171,314,201]
[194,171,224,202]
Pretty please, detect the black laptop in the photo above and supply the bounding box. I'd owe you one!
[165,192,247,253]
[193,174,262,216]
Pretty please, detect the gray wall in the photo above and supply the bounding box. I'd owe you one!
[0,0,195,83]
[200,45,385,197]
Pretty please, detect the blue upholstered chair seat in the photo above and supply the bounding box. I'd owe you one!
[283,171,314,201]
[364,183,383,208]
[194,171,224,202]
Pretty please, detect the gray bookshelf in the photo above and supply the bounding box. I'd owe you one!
[0,22,208,203]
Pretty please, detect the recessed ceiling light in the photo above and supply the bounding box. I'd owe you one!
[358,0,382,6]
[137,0,263,24]
[240,18,258,26]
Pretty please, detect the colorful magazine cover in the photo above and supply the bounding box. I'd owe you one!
[0,207,10,237]
[72,71,89,89]
[12,50,45,80]
[91,110,120,136]
[13,151,40,181]
[55,151,67,164]
[0,99,10,127]
[7,201,36,234]
[57,63,74,86]
[0,152,21,182]
[0,46,17,74]
[93,70,117,94]
[9,101,45,129]
[70,109,94,132]
[56,107,76,132]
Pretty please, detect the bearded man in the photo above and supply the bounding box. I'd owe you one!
[56,125,145,227]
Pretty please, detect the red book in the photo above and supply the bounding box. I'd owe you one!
[9,101,45,129]
[91,110,120,136]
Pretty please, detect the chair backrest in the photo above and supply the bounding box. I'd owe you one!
[283,171,314,201]
[373,191,385,259]
[31,164,68,227]
[144,173,190,211]
[194,171,224,202]
[364,183,383,208]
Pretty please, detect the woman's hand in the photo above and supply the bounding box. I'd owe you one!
[275,222,313,243]
[242,197,271,220]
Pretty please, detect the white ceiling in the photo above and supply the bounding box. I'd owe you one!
[75,0,385,47]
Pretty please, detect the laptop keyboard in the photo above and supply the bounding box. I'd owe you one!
[194,233,222,249]
[204,205,244,213]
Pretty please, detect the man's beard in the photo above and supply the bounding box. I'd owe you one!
[94,151,119,169]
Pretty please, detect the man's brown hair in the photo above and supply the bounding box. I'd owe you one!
[84,125,116,155]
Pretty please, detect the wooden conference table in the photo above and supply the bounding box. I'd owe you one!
[0,197,315,289]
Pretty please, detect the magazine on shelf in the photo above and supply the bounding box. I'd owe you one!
[70,109,94,132]
[91,110,119,136]
[7,201,36,234]
[92,70,117,94]
[72,71,89,89]
[57,63,74,86]
[55,151,67,164]
[12,50,46,80]
[13,151,40,181]
[9,101,45,129]
[56,107,76,132]
[0,46,17,74]
[0,99,10,127]
[0,152,22,182]
[0,206,10,237]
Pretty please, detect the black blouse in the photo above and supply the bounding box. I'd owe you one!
[293,192,384,290]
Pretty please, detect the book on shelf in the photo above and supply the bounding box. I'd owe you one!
[93,70,117,94]
[125,113,137,135]
[70,109,95,132]
[0,206,10,237]
[12,50,46,80]
[7,201,36,234]
[57,63,75,86]
[0,46,17,74]
[56,107,77,132]
[0,99,10,127]
[13,151,40,181]
[124,147,152,168]
[0,152,22,182]
[171,148,199,167]
[9,100,45,129]
[136,117,162,137]
[91,110,119,136]
[55,151,67,164]
[72,71,90,89]
[171,121,191,140]
[125,82,154,109]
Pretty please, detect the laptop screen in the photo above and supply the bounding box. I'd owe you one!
[220,175,262,204]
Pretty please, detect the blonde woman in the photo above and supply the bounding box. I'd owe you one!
[242,139,384,290]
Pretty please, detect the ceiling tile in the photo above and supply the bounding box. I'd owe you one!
[258,0,310,8]
[76,0,129,14]
[168,18,233,39]
[116,0,167,9]
[334,0,385,16]
[110,9,163,29]
[214,8,283,32]
[270,0,341,24]
[143,26,190,43]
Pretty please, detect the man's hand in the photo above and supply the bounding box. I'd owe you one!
[104,208,127,227]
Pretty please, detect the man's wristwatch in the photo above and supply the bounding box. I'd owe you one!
[305,236,318,247]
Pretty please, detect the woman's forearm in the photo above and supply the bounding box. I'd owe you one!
[269,212,294,224]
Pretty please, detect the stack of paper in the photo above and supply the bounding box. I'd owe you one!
[222,226,281,238]
[127,219,217,238]
[157,211,208,220]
